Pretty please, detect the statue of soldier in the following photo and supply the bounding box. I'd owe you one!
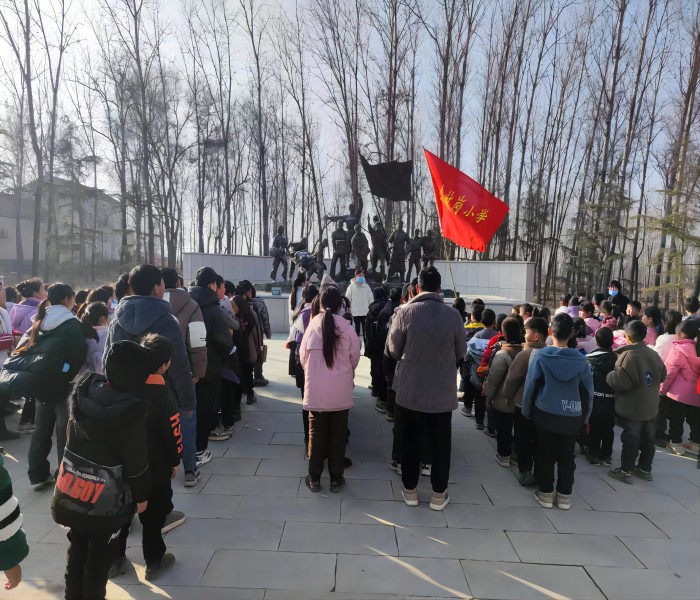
[367,215,389,276]
[330,222,350,280]
[327,196,363,231]
[421,229,437,268]
[287,236,308,280]
[406,228,422,282]
[307,238,328,281]
[270,225,289,281]
[388,221,409,282]
[351,223,370,272]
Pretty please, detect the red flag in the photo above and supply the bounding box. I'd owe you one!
[424,149,508,252]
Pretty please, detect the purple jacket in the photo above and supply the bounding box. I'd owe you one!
[10,298,41,334]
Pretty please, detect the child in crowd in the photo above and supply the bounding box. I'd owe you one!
[585,327,617,466]
[483,317,523,467]
[600,301,617,331]
[579,302,600,333]
[660,320,700,456]
[607,320,666,483]
[522,313,594,510]
[571,318,597,354]
[653,310,684,446]
[504,317,549,486]
[300,286,361,493]
[110,335,182,581]
[642,306,662,346]
[462,308,498,419]
[52,341,151,600]
[81,301,110,375]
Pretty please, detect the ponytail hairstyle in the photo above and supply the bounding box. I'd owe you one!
[310,294,322,318]
[81,301,110,327]
[292,284,318,322]
[320,286,342,369]
[23,282,75,351]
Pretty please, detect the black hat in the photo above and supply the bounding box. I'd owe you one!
[104,340,152,390]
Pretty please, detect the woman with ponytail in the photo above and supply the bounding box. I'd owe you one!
[299,286,361,493]
[0,283,91,490]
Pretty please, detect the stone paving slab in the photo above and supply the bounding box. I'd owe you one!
[4,336,700,599]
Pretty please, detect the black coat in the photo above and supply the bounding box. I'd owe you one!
[52,373,150,532]
[586,348,617,417]
[365,298,390,359]
[142,376,181,488]
[189,286,234,374]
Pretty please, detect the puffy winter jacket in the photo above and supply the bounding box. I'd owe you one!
[660,339,700,407]
[251,297,272,339]
[105,296,196,411]
[346,281,374,318]
[9,298,40,334]
[300,313,361,411]
[586,348,617,417]
[483,342,522,412]
[503,341,546,408]
[164,288,207,379]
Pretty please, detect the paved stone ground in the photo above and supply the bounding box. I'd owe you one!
[3,336,700,599]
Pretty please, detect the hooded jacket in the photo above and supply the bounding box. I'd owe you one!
[164,288,207,379]
[522,345,594,434]
[586,348,617,417]
[606,343,666,421]
[9,298,40,334]
[52,373,150,532]
[483,342,522,413]
[105,296,196,411]
[346,280,374,318]
[503,340,546,408]
[660,339,700,407]
[189,286,234,375]
[300,312,361,411]
[0,305,89,400]
[388,292,467,413]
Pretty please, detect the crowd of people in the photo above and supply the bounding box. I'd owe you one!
[0,267,698,597]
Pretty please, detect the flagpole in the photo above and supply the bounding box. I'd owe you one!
[441,235,458,297]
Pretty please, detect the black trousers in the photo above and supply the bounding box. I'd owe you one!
[254,353,265,380]
[668,400,700,444]
[406,257,421,282]
[492,408,514,457]
[288,342,297,377]
[353,316,366,341]
[271,255,288,280]
[220,377,242,427]
[536,427,576,495]
[195,374,221,452]
[65,528,119,600]
[28,397,68,484]
[588,411,615,459]
[475,390,486,425]
[514,407,536,473]
[303,408,309,451]
[618,416,655,472]
[308,409,349,480]
[397,405,451,493]
[241,361,255,395]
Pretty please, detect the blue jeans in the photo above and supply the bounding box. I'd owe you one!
[180,408,197,472]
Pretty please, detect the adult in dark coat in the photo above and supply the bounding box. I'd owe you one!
[368,215,390,276]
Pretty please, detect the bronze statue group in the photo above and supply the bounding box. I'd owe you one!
[270,201,439,284]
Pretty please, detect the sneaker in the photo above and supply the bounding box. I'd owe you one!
[305,475,321,493]
[600,456,612,467]
[31,476,55,492]
[389,459,402,475]
[253,377,269,387]
[429,491,450,511]
[475,422,485,430]
[535,490,554,509]
[484,429,497,438]
[344,457,353,469]
[246,393,257,405]
[161,510,186,535]
[608,467,633,484]
[402,487,419,507]
[666,441,685,455]
[460,405,470,417]
[145,552,176,581]
[518,471,536,487]
[330,476,345,493]
[632,466,654,481]
[509,455,518,467]
[420,463,432,476]
[195,449,212,468]
[374,399,388,414]
[585,451,601,465]
[385,411,395,422]
[681,442,700,456]
[208,429,231,442]
[107,556,129,579]
[223,425,235,435]
[495,454,511,468]
[555,493,571,510]
[184,469,201,487]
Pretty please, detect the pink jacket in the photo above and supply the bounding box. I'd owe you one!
[660,339,700,406]
[584,317,600,333]
[300,312,361,412]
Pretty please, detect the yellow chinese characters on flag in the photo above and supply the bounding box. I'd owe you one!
[425,149,509,253]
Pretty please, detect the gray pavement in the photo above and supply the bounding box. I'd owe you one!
[3,336,699,599]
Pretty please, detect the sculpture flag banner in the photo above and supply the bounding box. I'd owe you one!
[359,153,413,201]
[424,149,509,253]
